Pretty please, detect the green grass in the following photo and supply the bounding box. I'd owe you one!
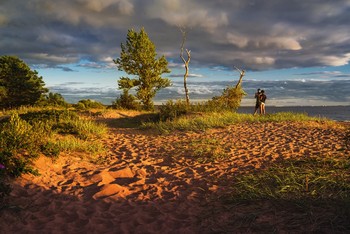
[0,108,108,178]
[189,138,230,163]
[141,111,330,133]
[0,107,109,205]
[216,154,350,232]
[231,156,350,201]
[52,135,107,161]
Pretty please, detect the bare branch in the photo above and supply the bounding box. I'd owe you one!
[233,65,246,89]
[233,65,244,75]
[178,26,191,105]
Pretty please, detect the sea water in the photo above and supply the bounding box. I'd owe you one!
[237,106,350,121]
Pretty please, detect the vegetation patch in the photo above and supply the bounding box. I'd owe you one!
[231,156,350,201]
[189,138,231,163]
[216,155,350,232]
[142,111,328,134]
[0,108,108,203]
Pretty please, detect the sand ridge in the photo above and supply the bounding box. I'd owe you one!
[1,121,348,233]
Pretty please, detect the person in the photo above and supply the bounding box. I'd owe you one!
[254,88,261,115]
[259,90,267,115]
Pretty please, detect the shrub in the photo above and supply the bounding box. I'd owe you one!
[19,109,79,124]
[158,99,189,121]
[41,142,61,158]
[0,113,43,177]
[54,119,107,140]
[75,99,105,110]
[208,85,246,111]
[37,92,69,108]
[112,90,141,110]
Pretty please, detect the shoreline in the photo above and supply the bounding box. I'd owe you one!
[237,105,350,121]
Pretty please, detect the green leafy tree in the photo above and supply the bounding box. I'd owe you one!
[114,28,171,110]
[0,56,48,108]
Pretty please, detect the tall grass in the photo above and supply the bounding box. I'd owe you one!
[0,109,108,178]
[0,113,45,177]
[142,111,329,133]
[231,156,350,201]
[219,154,350,232]
[53,136,107,157]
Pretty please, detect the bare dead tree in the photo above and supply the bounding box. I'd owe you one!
[179,27,191,105]
[234,66,245,89]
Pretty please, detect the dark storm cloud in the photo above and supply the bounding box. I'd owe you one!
[1,0,350,71]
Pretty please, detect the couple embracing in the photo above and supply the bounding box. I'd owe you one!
[254,88,267,115]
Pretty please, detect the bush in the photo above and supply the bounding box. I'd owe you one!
[0,113,44,177]
[158,99,189,121]
[0,109,107,177]
[208,85,246,111]
[112,90,141,110]
[19,109,79,124]
[157,86,246,121]
[41,142,61,158]
[74,99,105,110]
[0,108,108,203]
[37,92,69,108]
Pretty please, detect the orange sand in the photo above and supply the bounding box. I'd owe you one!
[1,119,348,233]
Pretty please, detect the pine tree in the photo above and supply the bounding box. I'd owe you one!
[0,56,48,108]
[114,28,171,110]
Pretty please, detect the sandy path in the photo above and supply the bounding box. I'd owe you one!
[1,121,348,233]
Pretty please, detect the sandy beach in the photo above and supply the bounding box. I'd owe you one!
[1,115,349,233]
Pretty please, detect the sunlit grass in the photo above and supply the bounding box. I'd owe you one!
[230,155,350,201]
[52,135,107,159]
[141,111,333,133]
[0,109,109,178]
[189,138,230,163]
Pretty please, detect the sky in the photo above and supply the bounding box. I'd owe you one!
[1,0,350,106]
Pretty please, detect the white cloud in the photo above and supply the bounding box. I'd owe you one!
[320,53,350,66]
[249,57,275,65]
[266,38,302,50]
[188,73,204,78]
[147,0,228,32]
[35,0,134,27]
[80,0,134,14]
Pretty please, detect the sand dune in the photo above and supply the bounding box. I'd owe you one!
[1,120,348,233]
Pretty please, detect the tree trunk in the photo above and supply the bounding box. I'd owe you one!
[234,66,245,89]
[183,49,190,105]
[180,27,191,105]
